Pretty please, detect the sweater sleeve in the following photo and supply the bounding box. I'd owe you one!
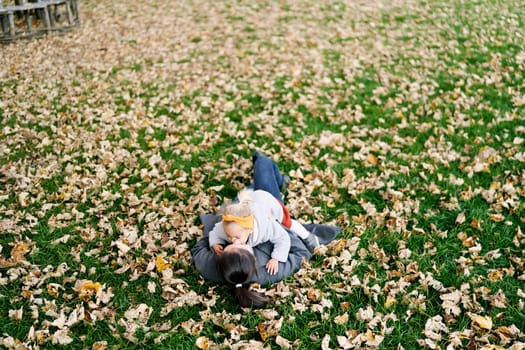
[267,220,291,262]
[208,221,229,248]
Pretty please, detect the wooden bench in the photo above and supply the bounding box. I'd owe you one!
[0,0,79,42]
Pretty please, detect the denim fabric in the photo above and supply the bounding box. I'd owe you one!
[252,151,283,201]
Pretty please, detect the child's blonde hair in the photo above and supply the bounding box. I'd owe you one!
[222,189,254,231]
[222,189,254,217]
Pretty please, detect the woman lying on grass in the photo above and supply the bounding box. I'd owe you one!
[210,187,321,275]
[191,152,341,308]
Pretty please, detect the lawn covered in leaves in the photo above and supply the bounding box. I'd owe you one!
[1,0,524,349]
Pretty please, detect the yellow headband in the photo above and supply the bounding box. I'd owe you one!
[222,214,254,229]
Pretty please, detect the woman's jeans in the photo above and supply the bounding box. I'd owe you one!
[251,152,284,202]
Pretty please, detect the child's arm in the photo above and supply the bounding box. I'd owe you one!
[264,224,291,275]
[208,222,229,254]
[266,258,279,275]
[267,221,292,263]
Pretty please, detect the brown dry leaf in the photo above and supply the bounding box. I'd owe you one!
[181,318,204,335]
[275,335,295,349]
[365,329,384,347]
[471,218,483,231]
[487,270,504,282]
[334,313,349,325]
[355,305,374,322]
[46,283,63,299]
[490,290,507,308]
[493,325,522,345]
[258,309,279,320]
[326,239,346,255]
[307,288,322,302]
[51,328,74,345]
[196,336,212,350]
[440,290,462,317]
[226,324,249,340]
[8,308,23,321]
[384,295,397,308]
[456,212,466,225]
[0,240,31,267]
[470,313,493,330]
[11,241,31,261]
[231,340,269,350]
[423,315,448,342]
[489,214,505,222]
[256,318,283,341]
[92,341,108,350]
[462,235,478,248]
[366,153,378,165]
[321,334,331,350]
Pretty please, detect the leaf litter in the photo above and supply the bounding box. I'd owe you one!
[1,0,525,349]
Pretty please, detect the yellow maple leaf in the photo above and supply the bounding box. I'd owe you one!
[285,140,295,147]
[156,255,169,272]
[77,280,102,300]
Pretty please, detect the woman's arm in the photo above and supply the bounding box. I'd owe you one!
[190,231,225,283]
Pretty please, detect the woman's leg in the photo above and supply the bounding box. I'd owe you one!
[251,152,319,252]
[252,151,284,201]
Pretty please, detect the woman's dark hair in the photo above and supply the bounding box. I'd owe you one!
[216,248,269,308]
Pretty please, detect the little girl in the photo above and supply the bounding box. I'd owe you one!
[209,188,319,275]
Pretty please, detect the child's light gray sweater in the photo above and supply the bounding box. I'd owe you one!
[208,190,291,262]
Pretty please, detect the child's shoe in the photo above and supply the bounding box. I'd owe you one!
[301,232,320,252]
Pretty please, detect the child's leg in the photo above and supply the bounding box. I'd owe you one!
[291,219,320,252]
[252,152,284,201]
[290,219,310,239]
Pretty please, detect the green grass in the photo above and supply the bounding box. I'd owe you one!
[1,0,525,348]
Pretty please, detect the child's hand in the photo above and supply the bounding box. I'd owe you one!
[266,258,279,275]
[212,244,224,255]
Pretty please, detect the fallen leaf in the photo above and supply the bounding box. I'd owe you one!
[196,336,211,350]
[334,313,349,325]
[74,280,102,301]
[385,295,397,308]
[156,255,170,272]
[0,240,31,267]
[456,212,466,225]
[470,314,493,330]
[366,153,378,165]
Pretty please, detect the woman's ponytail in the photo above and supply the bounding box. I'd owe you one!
[235,286,269,308]
[216,248,269,308]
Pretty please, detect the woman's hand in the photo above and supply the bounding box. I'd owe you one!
[266,258,279,275]
[212,244,224,255]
